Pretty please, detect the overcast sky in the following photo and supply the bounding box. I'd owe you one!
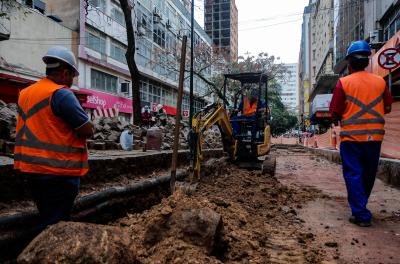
[194,0,310,64]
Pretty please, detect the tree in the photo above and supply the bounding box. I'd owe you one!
[118,0,141,125]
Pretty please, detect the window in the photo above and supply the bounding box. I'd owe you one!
[88,0,106,12]
[91,69,118,93]
[86,28,106,54]
[111,7,125,25]
[110,40,126,63]
[153,24,166,48]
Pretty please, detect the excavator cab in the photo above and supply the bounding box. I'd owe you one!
[224,72,271,160]
[188,72,275,180]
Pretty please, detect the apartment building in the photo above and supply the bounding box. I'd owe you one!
[298,5,312,126]
[0,0,75,104]
[278,63,299,113]
[29,0,213,121]
[204,0,238,62]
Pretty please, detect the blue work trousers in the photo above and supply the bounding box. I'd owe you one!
[25,173,80,231]
[340,141,382,222]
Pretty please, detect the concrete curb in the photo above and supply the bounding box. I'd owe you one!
[0,148,224,202]
[305,146,400,188]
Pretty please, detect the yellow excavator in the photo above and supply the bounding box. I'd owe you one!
[188,72,276,180]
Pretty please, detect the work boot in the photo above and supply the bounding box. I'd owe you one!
[349,216,371,227]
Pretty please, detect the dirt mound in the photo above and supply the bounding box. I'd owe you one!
[17,222,138,264]
[17,157,326,263]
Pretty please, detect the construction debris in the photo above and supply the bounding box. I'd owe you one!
[0,102,222,153]
[0,100,17,141]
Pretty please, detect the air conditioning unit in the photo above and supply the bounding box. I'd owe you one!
[166,20,172,29]
[369,30,382,43]
[137,25,146,36]
[120,82,130,94]
[153,7,162,18]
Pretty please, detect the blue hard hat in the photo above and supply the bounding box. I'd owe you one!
[346,40,371,58]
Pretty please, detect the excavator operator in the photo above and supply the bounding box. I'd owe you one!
[231,88,266,137]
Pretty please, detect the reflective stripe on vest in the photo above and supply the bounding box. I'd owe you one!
[243,99,257,116]
[15,96,87,169]
[339,72,386,141]
[340,94,385,127]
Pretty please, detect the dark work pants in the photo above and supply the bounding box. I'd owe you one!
[25,173,80,231]
[340,141,382,222]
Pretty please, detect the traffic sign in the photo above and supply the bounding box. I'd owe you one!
[378,48,400,70]
[182,110,189,118]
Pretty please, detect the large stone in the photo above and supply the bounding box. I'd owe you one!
[144,207,222,254]
[17,222,138,264]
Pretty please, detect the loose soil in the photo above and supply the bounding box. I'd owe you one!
[112,156,328,263]
[7,146,400,263]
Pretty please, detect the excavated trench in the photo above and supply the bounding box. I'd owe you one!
[0,149,223,262]
[2,145,325,263]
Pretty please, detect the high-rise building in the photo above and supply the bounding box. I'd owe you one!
[204,0,238,62]
[278,63,299,113]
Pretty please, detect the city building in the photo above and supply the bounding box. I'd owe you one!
[48,0,214,121]
[278,63,299,113]
[298,4,312,128]
[204,0,238,62]
[1,0,214,121]
[0,0,75,103]
[298,0,336,129]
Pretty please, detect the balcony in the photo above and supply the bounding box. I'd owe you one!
[86,6,127,45]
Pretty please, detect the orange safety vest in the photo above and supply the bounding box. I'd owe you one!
[339,71,386,142]
[14,78,88,176]
[243,98,257,116]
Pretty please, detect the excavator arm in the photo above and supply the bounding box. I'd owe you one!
[188,103,237,180]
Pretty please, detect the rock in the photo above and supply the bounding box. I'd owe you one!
[107,130,121,142]
[17,222,138,264]
[144,207,222,254]
[324,241,338,248]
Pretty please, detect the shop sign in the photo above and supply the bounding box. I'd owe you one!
[315,112,332,118]
[81,88,133,114]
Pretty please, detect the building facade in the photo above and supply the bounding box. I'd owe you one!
[0,0,75,103]
[204,0,238,62]
[298,5,312,126]
[2,0,214,121]
[278,63,299,113]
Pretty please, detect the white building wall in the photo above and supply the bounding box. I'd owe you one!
[279,63,299,113]
[0,3,73,80]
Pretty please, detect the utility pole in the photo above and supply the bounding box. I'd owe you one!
[189,0,194,127]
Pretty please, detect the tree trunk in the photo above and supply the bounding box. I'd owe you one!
[119,0,141,125]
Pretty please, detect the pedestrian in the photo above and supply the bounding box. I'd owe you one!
[329,40,393,227]
[141,106,152,128]
[14,46,94,231]
[156,103,167,126]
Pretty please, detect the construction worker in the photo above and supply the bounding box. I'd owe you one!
[329,40,393,227]
[239,88,266,117]
[14,46,94,231]
[231,89,266,137]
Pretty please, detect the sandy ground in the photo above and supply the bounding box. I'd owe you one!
[276,147,400,264]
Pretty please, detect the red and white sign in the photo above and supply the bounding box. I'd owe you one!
[80,88,133,114]
[182,110,189,118]
[93,107,119,119]
[378,48,400,70]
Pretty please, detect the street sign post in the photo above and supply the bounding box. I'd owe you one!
[378,48,400,93]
